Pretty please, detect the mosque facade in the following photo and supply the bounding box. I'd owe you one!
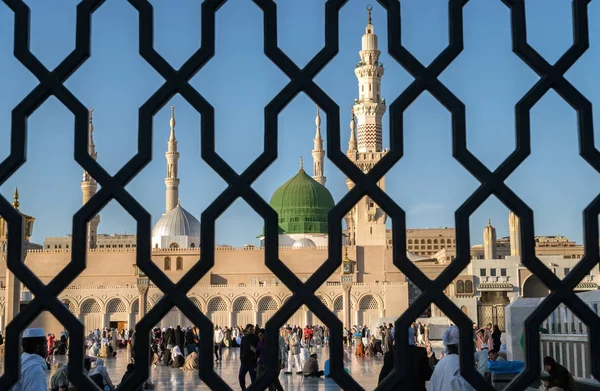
[0,9,598,336]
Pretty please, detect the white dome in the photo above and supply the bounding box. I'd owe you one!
[152,205,200,238]
[293,238,317,248]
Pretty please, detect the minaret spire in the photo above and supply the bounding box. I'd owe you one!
[12,187,19,210]
[483,218,497,260]
[312,105,326,186]
[165,105,181,213]
[81,108,100,249]
[349,107,357,151]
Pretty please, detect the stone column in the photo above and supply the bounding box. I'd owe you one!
[4,240,28,326]
[354,310,360,326]
[136,278,149,320]
[342,286,351,328]
[253,311,258,325]
[228,312,234,328]
[304,310,311,326]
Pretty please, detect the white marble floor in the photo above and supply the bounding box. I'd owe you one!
[48,344,388,390]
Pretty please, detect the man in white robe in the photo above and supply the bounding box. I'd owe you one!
[427,325,476,391]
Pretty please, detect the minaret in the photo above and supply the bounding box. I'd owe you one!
[345,6,388,246]
[165,105,180,214]
[312,106,326,186]
[509,212,521,256]
[483,218,497,260]
[81,108,100,249]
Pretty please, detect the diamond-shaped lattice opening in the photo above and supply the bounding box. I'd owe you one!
[535,302,594,383]
[444,0,533,172]
[387,91,478,270]
[524,0,574,65]
[0,1,37,163]
[503,297,599,390]
[507,90,600,276]
[254,93,337,275]
[192,0,281,176]
[66,0,158,176]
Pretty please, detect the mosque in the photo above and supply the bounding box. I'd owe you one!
[1,9,597,336]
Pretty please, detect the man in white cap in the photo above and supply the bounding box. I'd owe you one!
[11,328,48,391]
[427,325,475,391]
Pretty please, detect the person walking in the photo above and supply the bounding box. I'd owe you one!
[284,326,302,374]
[214,325,224,362]
[12,328,49,391]
[238,324,259,390]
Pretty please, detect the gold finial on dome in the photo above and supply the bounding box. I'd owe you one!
[366,4,373,24]
[88,108,93,123]
[487,218,492,226]
[13,187,19,210]
[300,156,304,171]
[177,198,181,207]
[343,245,349,260]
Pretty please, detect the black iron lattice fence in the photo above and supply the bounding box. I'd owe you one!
[0,0,599,390]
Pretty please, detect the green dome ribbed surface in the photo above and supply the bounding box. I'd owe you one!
[269,169,335,234]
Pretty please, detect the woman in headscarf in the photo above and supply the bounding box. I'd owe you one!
[171,345,184,368]
[49,362,69,391]
[88,341,100,357]
[492,324,502,352]
[88,358,114,390]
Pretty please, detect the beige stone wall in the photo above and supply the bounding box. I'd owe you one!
[17,281,408,336]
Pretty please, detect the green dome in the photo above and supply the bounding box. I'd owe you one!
[269,168,335,234]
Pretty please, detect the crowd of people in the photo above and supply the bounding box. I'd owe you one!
[6,320,579,391]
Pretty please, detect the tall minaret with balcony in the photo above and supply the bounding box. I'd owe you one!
[483,218,497,260]
[345,6,388,246]
[81,108,100,249]
[312,106,326,186]
[165,105,180,214]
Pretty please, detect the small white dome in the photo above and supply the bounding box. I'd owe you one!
[152,205,200,237]
[293,238,317,248]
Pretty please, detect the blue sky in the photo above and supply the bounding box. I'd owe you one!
[1,0,600,247]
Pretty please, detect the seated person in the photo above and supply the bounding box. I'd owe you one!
[171,346,184,368]
[303,353,324,378]
[88,358,114,391]
[183,351,199,370]
[488,349,505,362]
[49,362,69,391]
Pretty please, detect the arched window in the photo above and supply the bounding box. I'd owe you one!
[190,243,195,248]
[106,298,126,313]
[433,239,438,244]
[333,296,343,311]
[169,242,179,249]
[427,239,432,244]
[420,239,426,244]
[207,297,228,312]
[258,297,278,311]
[440,239,445,244]
[359,295,379,310]
[233,297,253,311]
[176,257,183,270]
[407,239,413,244]
[164,257,171,271]
[465,280,473,293]
[80,298,101,314]
[456,280,465,294]
[190,297,203,312]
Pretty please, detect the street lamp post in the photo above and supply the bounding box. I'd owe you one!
[0,188,35,331]
[133,264,149,321]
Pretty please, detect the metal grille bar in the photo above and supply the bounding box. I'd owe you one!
[0,1,598,390]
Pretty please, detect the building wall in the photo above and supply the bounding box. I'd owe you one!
[10,281,408,336]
